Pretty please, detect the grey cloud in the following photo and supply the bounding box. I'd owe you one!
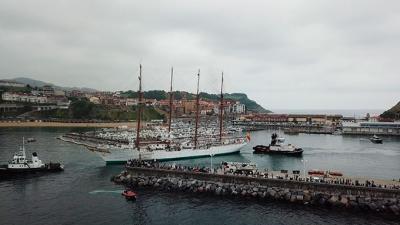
[0,0,399,110]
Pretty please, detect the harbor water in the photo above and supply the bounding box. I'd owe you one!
[0,128,399,225]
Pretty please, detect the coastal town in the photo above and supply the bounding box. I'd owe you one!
[1,78,399,137]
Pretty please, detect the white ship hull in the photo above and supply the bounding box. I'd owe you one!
[93,143,247,164]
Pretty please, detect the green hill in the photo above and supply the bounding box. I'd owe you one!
[380,101,400,120]
[2,77,270,114]
[32,99,164,121]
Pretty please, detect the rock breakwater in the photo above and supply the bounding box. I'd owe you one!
[112,168,400,219]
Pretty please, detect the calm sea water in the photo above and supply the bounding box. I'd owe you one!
[0,128,399,225]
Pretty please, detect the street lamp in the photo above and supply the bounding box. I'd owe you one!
[301,159,308,180]
[210,154,214,173]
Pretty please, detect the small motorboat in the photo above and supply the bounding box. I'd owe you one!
[122,189,137,200]
[369,135,383,144]
[328,171,343,177]
[27,138,36,143]
[308,169,325,176]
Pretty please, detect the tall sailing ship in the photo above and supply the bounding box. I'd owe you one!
[88,66,248,164]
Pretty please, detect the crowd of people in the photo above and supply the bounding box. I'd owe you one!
[125,159,400,190]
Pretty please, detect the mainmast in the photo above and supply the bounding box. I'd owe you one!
[22,137,26,158]
[168,67,173,133]
[194,70,200,149]
[219,72,224,143]
[136,64,143,153]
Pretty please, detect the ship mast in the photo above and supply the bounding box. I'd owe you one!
[22,137,26,158]
[136,64,143,156]
[168,67,173,133]
[194,70,200,149]
[219,72,224,143]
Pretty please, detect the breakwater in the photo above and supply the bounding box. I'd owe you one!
[113,167,400,218]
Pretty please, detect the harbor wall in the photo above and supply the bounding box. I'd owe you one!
[113,167,400,218]
[125,167,400,198]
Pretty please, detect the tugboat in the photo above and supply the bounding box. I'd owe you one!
[369,135,383,144]
[0,138,64,176]
[253,133,303,156]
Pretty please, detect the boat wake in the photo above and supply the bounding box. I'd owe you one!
[89,190,124,195]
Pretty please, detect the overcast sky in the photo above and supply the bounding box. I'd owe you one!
[0,0,399,110]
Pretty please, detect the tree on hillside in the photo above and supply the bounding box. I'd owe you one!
[70,99,94,119]
[381,101,400,120]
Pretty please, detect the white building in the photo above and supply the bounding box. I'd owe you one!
[57,100,71,109]
[0,80,25,87]
[1,92,47,103]
[54,90,66,96]
[342,122,400,136]
[2,92,20,101]
[126,98,138,106]
[231,102,246,114]
[212,101,245,115]
[89,96,101,104]
[42,85,55,96]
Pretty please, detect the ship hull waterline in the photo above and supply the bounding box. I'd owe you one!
[252,145,303,157]
[91,143,247,165]
[0,165,64,177]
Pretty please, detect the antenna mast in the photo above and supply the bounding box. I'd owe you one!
[168,67,173,133]
[22,137,26,158]
[194,70,200,149]
[219,72,224,142]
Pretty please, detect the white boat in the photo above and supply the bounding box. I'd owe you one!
[92,141,247,164]
[86,66,247,164]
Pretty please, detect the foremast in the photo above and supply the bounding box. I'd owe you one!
[168,67,173,133]
[22,137,26,158]
[194,70,200,149]
[136,64,143,159]
[219,72,224,143]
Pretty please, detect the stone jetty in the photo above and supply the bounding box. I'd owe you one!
[112,167,400,219]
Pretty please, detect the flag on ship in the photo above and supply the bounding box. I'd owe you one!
[246,132,251,141]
